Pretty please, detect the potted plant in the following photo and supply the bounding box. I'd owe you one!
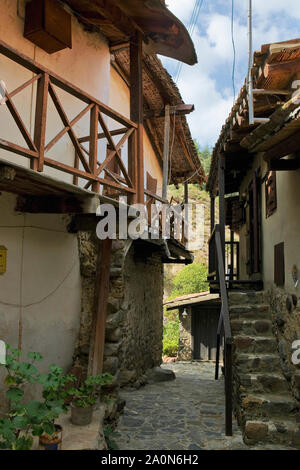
[0,346,75,450]
[69,373,113,426]
[36,365,75,449]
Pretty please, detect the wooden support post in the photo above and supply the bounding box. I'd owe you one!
[89,105,100,193]
[88,238,112,376]
[183,181,189,243]
[230,230,234,281]
[128,129,137,205]
[210,195,215,234]
[252,172,259,273]
[218,154,226,265]
[33,73,49,171]
[162,104,170,200]
[130,30,144,204]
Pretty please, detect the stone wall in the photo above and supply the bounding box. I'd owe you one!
[268,287,300,403]
[178,308,193,361]
[75,236,164,392]
[118,246,164,388]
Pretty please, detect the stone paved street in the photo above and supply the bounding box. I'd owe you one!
[116,362,250,451]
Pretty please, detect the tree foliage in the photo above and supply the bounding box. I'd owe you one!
[170,263,208,299]
[194,141,212,178]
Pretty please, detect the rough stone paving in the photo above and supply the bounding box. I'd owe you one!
[116,362,294,450]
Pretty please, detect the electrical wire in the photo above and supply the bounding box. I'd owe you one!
[175,0,205,83]
[173,0,199,82]
[231,0,236,102]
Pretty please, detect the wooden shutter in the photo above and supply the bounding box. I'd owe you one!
[274,242,285,287]
[265,171,277,218]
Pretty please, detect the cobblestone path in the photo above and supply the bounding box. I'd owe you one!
[116,362,250,451]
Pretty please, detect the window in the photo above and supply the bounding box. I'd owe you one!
[265,171,277,218]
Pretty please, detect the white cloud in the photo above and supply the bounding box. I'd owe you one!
[178,66,233,146]
[162,0,300,146]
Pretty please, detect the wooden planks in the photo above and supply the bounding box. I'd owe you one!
[88,239,113,377]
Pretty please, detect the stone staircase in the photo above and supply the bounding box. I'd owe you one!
[229,291,300,448]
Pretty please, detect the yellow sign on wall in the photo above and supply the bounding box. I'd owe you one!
[0,246,7,274]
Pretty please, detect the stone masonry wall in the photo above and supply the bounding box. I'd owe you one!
[75,236,164,393]
[178,308,193,361]
[118,246,164,388]
[268,287,300,403]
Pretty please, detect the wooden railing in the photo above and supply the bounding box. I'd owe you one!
[225,240,239,282]
[0,40,137,198]
[213,224,233,437]
[209,231,239,285]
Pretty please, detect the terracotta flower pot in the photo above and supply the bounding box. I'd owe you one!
[39,424,62,450]
[71,404,93,426]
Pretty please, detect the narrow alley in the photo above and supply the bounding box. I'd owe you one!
[116,362,246,451]
[116,362,296,451]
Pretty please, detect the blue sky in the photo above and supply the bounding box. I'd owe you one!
[161,0,300,148]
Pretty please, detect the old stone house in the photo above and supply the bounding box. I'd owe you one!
[165,292,221,362]
[207,39,300,447]
[0,0,205,409]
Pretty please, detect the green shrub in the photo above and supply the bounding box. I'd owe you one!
[163,320,179,357]
[170,263,208,299]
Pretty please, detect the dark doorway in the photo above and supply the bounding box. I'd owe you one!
[192,307,222,361]
[247,171,262,275]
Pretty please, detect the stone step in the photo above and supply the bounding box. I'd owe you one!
[229,291,267,305]
[241,394,298,420]
[235,353,281,373]
[244,419,300,448]
[229,304,271,320]
[238,372,290,395]
[233,335,277,354]
[231,319,273,337]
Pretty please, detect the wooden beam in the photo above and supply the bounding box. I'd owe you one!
[33,73,49,172]
[210,196,215,234]
[88,239,112,377]
[130,30,144,204]
[162,104,170,200]
[144,104,195,119]
[89,105,100,193]
[15,195,84,214]
[264,132,300,161]
[218,154,225,264]
[268,158,300,171]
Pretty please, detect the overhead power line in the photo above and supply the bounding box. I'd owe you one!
[174,0,205,83]
[231,0,236,102]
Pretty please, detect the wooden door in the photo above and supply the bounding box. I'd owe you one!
[192,307,222,361]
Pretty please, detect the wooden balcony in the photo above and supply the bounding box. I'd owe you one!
[0,40,138,202]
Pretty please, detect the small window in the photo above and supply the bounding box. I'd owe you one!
[274,242,285,287]
[265,171,277,218]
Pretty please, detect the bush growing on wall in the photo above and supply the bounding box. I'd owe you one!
[170,263,208,299]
